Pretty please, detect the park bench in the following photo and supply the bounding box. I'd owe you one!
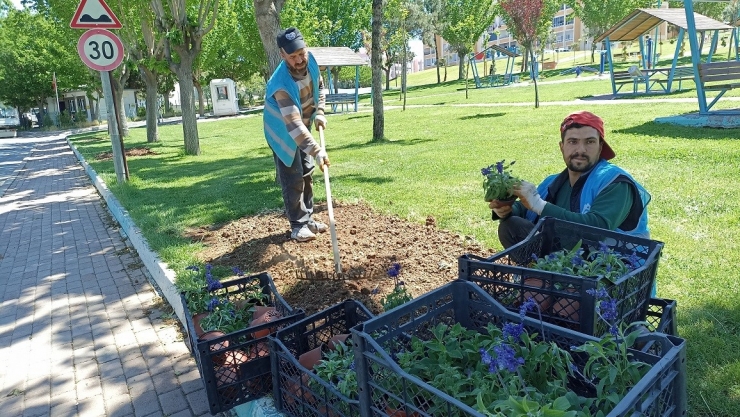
[668,66,695,91]
[325,93,356,113]
[697,61,740,111]
[612,68,647,94]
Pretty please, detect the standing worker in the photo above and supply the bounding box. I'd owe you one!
[263,27,331,242]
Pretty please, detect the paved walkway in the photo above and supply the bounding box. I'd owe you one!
[0,136,221,416]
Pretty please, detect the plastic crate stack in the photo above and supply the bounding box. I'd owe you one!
[458,217,670,336]
[350,281,687,417]
[181,272,305,414]
[270,300,374,417]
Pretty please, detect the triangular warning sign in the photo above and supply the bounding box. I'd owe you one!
[70,0,122,29]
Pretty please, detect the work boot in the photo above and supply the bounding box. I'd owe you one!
[291,225,316,242]
[308,221,328,234]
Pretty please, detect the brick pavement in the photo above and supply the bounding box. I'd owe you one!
[0,138,222,417]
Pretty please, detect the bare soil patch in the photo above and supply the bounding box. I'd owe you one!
[96,147,158,160]
[186,201,495,315]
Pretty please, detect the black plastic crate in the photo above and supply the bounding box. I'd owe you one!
[270,300,374,417]
[459,217,664,336]
[646,298,677,336]
[351,280,686,417]
[181,272,305,414]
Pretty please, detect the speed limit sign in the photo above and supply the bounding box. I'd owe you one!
[77,28,124,71]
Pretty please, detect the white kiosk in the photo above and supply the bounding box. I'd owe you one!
[209,78,239,116]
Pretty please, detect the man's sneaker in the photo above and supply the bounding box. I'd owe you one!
[291,225,316,242]
[308,221,328,233]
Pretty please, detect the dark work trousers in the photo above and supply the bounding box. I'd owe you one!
[498,216,536,249]
[274,148,316,229]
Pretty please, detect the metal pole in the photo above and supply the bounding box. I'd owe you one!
[100,70,126,183]
[54,72,61,126]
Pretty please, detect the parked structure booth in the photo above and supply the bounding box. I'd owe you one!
[307,47,368,113]
[210,78,239,116]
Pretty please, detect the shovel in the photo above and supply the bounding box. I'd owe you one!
[318,126,342,274]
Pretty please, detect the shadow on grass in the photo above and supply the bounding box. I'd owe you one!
[614,119,740,140]
[459,112,506,120]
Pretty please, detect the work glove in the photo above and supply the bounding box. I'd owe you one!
[315,148,330,172]
[489,200,513,219]
[514,181,547,215]
[314,114,327,130]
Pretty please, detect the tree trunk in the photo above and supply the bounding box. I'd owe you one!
[371,0,384,142]
[195,80,205,116]
[111,75,130,136]
[254,0,286,75]
[435,43,441,84]
[458,52,465,80]
[384,67,390,91]
[530,49,539,109]
[139,65,160,143]
[443,64,447,82]
[174,58,200,155]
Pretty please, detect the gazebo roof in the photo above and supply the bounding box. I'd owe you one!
[308,47,368,67]
[489,44,519,58]
[595,8,734,42]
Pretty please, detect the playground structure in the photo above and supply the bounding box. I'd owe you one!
[596,8,735,96]
[468,45,520,88]
[653,0,740,127]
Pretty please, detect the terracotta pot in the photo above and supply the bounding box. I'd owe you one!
[284,372,315,406]
[192,312,210,338]
[522,277,552,312]
[246,341,270,361]
[298,344,325,371]
[199,330,229,366]
[386,405,420,417]
[215,364,240,401]
[553,288,580,322]
[327,334,351,351]
[251,307,282,338]
[252,305,274,320]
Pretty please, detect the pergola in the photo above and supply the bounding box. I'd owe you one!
[308,47,368,112]
[596,8,735,95]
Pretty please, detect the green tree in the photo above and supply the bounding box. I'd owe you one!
[440,0,497,80]
[572,0,652,61]
[151,0,220,155]
[415,0,446,84]
[0,8,82,117]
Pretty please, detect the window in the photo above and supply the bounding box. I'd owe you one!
[565,33,573,41]
[553,16,564,27]
[77,97,87,111]
[216,86,229,101]
[566,16,574,25]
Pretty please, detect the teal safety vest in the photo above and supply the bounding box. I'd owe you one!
[264,52,321,166]
[525,159,651,238]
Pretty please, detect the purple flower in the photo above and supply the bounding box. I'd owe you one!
[598,241,610,254]
[387,263,401,278]
[480,348,493,366]
[586,287,609,299]
[232,266,244,276]
[206,278,223,292]
[627,252,641,270]
[502,322,524,341]
[493,344,524,373]
[206,297,220,312]
[481,167,492,176]
[205,263,212,272]
[519,297,537,319]
[495,161,505,174]
[599,297,618,322]
[571,256,585,267]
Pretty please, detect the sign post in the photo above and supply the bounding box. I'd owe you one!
[71,0,127,182]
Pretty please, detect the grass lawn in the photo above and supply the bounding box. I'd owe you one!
[70,74,740,416]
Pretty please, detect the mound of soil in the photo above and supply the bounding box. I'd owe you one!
[186,201,496,315]
[96,147,157,160]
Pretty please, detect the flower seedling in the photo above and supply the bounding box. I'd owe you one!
[482,160,521,202]
[380,262,413,311]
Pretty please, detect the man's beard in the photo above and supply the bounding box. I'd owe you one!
[566,153,596,172]
[287,61,307,74]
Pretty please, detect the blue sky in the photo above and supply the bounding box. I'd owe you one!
[11,0,23,9]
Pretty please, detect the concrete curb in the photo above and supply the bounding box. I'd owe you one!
[67,137,186,325]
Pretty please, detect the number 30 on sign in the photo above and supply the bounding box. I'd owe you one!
[77,28,124,71]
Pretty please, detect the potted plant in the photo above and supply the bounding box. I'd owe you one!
[481,160,521,205]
